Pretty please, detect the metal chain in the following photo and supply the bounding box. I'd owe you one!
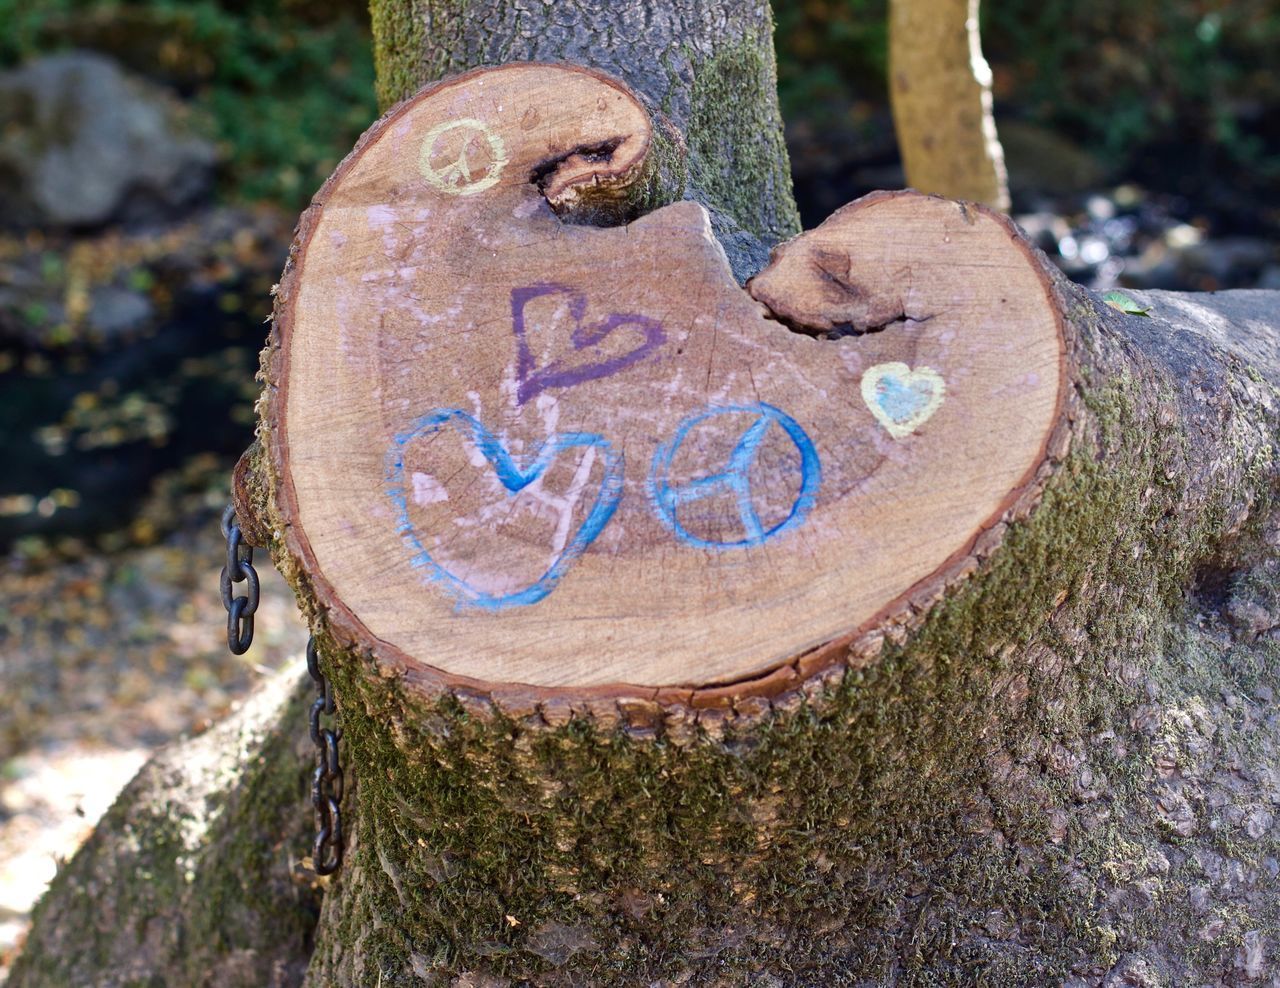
[221,503,344,875]
[307,635,344,875]
[220,504,259,654]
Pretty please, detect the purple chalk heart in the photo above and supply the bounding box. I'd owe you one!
[512,283,665,405]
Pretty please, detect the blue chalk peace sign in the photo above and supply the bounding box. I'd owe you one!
[648,402,821,550]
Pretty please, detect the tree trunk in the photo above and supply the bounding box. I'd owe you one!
[270,137,1280,978]
[13,4,1280,988]
[889,0,1010,210]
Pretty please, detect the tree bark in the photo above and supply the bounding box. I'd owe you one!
[889,0,1010,210]
[13,5,1280,988]
[8,667,319,988]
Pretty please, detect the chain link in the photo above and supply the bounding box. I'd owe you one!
[220,504,259,655]
[307,635,344,875]
[220,503,344,875]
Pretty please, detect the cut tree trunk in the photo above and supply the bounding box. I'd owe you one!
[13,23,1280,988]
[889,0,1010,210]
[255,64,1280,986]
[270,64,1063,695]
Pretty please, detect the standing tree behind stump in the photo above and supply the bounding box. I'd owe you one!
[10,2,1280,987]
[889,0,1010,209]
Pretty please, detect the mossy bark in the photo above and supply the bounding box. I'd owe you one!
[17,285,1280,985]
[368,0,800,280]
[8,667,321,988]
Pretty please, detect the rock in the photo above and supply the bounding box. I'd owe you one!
[86,286,154,339]
[0,52,218,229]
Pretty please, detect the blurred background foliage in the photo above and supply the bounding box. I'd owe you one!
[1,0,1275,217]
[0,0,376,209]
[1,0,1277,558]
[776,0,1280,227]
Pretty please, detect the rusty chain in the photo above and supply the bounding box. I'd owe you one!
[221,503,344,876]
[219,504,258,654]
[307,635,344,875]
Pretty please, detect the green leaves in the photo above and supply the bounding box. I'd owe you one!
[1101,290,1152,317]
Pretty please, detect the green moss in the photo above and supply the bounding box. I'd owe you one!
[629,112,689,220]
[686,35,802,245]
[187,684,319,966]
[10,674,318,987]
[368,0,428,111]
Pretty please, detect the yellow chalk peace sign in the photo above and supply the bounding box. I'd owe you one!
[419,118,508,196]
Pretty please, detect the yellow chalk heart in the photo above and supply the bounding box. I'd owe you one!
[861,362,946,439]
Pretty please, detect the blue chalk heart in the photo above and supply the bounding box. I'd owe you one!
[385,409,623,610]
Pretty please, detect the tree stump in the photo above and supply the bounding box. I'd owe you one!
[266,63,1065,698]
[246,64,1278,985]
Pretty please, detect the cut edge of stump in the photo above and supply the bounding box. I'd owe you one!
[255,62,1081,722]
